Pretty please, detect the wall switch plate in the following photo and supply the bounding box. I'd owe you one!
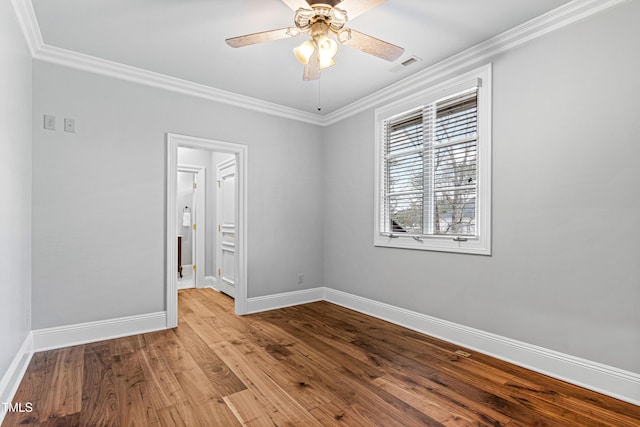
[64,118,75,133]
[298,274,304,284]
[44,114,56,130]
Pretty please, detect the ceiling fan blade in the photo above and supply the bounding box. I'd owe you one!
[226,27,298,48]
[340,28,404,61]
[281,0,310,10]
[303,53,320,81]
[337,0,387,19]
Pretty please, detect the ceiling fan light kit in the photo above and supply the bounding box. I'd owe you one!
[294,22,340,70]
[225,0,404,81]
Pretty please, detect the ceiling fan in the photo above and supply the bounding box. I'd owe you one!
[225,0,404,81]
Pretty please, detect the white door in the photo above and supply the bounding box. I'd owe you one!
[217,158,236,298]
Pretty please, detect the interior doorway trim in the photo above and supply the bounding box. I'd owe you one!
[166,133,248,327]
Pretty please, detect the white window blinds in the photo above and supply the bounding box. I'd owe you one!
[381,88,478,237]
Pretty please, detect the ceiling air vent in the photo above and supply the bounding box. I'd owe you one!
[391,55,422,72]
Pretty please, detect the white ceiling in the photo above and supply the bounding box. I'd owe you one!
[31,0,572,115]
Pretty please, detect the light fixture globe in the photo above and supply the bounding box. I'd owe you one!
[293,40,316,65]
[317,36,337,57]
[318,56,336,69]
[316,36,338,69]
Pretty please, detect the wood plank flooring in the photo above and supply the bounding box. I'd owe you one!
[3,288,639,426]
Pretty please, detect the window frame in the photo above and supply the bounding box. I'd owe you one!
[374,64,492,255]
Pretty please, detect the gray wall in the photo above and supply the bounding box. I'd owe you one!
[0,2,32,378]
[32,62,324,329]
[323,1,640,373]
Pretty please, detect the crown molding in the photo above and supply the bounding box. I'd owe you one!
[9,0,43,56]
[319,0,630,126]
[10,0,322,125]
[11,0,629,127]
[34,43,323,125]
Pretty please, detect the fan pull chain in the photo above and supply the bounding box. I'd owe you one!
[317,79,322,112]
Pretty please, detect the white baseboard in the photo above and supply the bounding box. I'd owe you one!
[0,332,33,424]
[32,311,168,352]
[247,287,324,314]
[323,288,640,406]
[202,276,217,290]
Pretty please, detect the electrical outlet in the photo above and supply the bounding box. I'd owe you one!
[44,114,56,130]
[64,118,75,133]
[298,274,304,284]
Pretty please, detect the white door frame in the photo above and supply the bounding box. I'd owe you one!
[167,133,248,327]
[177,165,205,288]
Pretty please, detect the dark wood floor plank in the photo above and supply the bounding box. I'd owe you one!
[379,369,514,426]
[3,350,60,425]
[156,401,198,427]
[505,376,640,427]
[253,308,386,384]
[179,311,226,346]
[172,321,247,397]
[223,389,268,425]
[137,340,190,410]
[143,329,193,377]
[373,373,497,426]
[182,289,247,334]
[330,367,447,427]
[172,370,241,426]
[4,288,640,427]
[37,412,81,427]
[211,339,324,426]
[214,329,336,412]
[78,343,119,427]
[38,345,84,419]
[308,399,379,427]
[111,334,144,357]
[245,315,342,374]
[112,349,160,427]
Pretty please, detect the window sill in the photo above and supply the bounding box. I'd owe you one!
[374,234,491,255]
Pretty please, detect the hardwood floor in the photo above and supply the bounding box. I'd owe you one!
[4,288,639,426]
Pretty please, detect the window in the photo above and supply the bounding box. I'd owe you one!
[374,65,492,254]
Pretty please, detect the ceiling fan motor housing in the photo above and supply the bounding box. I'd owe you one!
[294,5,348,34]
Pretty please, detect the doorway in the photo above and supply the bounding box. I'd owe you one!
[176,166,205,289]
[166,133,248,328]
